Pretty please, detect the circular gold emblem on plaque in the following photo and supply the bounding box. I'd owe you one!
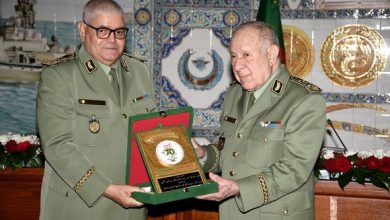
[156,140,184,166]
[321,24,388,88]
[283,25,314,79]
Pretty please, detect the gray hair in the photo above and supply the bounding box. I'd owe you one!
[83,0,125,23]
[232,21,279,51]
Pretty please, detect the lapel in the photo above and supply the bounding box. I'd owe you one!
[119,57,131,107]
[240,65,290,124]
[78,46,120,106]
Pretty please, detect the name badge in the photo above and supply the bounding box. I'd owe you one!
[79,99,106,105]
[132,94,149,103]
[224,116,236,124]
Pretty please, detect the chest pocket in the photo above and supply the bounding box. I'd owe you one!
[74,103,110,147]
[218,118,237,167]
[129,95,157,115]
[219,119,236,138]
[246,126,285,168]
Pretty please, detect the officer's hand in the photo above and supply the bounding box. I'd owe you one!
[191,138,206,159]
[104,184,144,208]
[196,172,240,202]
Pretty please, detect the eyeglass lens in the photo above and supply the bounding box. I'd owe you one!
[96,28,127,39]
[84,22,128,39]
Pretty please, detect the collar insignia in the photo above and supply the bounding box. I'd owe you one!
[272,80,283,95]
[120,58,129,71]
[84,59,96,73]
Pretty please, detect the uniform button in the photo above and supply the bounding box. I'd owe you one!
[262,137,267,142]
[66,192,70,197]
[232,152,239,157]
[237,133,243,138]
[229,171,235,176]
[122,114,127,118]
[284,209,288,214]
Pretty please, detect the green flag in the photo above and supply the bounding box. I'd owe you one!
[256,0,286,63]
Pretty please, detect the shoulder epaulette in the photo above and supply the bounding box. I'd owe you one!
[290,76,322,93]
[123,52,146,63]
[41,53,76,66]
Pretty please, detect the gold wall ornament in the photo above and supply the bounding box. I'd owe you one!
[326,103,390,114]
[327,121,390,143]
[283,25,314,79]
[321,24,388,89]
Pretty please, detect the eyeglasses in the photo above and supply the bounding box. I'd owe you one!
[83,22,128,39]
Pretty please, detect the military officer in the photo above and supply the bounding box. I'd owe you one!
[37,0,156,219]
[193,21,326,220]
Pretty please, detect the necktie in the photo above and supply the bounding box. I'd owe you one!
[247,92,256,113]
[109,68,120,98]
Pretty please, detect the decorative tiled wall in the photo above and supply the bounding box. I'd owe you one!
[132,0,390,151]
[0,0,389,152]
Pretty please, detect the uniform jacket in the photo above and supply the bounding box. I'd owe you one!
[37,45,157,220]
[204,65,326,220]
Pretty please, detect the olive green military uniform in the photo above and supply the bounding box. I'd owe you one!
[203,65,326,220]
[37,45,157,220]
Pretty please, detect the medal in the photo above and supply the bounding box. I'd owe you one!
[89,115,100,133]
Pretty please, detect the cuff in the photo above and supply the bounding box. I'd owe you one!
[203,144,220,172]
[74,167,112,207]
[198,152,208,167]
[235,174,266,212]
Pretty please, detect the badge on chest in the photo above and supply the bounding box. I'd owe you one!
[89,115,100,133]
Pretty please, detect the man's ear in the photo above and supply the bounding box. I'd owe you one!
[78,22,86,42]
[266,45,280,65]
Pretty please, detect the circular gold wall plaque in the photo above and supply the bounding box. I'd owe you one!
[321,24,388,88]
[283,25,314,78]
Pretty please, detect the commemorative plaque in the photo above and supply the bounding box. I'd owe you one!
[135,125,207,193]
[126,107,218,205]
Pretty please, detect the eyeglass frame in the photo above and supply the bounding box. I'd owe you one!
[83,22,129,39]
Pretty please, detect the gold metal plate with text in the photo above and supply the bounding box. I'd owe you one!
[135,125,206,193]
[321,24,388,88]
[283,25,314,79]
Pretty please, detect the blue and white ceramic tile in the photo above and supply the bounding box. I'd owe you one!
[161,28,232,109]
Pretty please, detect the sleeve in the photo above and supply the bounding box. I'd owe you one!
[234,93,326,212]
[202,144,220,173]
[37,66,112,207]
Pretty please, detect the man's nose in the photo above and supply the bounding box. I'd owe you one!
[233,58,244,71]
[107,32,116,42]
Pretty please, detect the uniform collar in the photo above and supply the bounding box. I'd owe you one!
[79,45,123,74]
[250,64,285,100]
